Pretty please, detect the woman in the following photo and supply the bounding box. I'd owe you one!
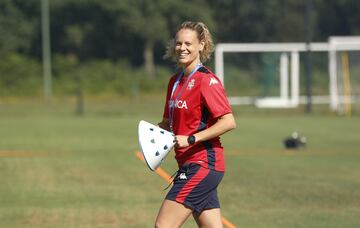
[156,21,236,228]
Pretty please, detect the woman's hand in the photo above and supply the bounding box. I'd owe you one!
[174,135,190,148]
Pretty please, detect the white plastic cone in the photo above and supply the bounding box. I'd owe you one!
[138,120,175,171]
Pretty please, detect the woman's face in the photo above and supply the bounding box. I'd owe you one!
[175,29,204,67]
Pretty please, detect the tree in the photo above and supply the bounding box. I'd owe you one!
[119,0,168,77]
[315,0,360,40]
[208,0,310,42]
[0,0,36,55]
[101,0,215,77]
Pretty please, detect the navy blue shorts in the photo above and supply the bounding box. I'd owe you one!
[165,163,224,214]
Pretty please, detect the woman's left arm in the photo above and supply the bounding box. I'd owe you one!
[174,113,236,148]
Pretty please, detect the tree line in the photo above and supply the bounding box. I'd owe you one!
[0,0,359,97]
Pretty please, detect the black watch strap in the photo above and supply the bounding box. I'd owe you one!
[187,135,196,145]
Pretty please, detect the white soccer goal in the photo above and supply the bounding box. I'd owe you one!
[215,36,360,114]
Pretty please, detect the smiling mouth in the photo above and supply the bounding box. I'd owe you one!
[178,53,189,59]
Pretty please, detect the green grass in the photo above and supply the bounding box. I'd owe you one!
[0,97,360,227]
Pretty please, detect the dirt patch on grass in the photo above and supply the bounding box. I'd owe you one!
[0,150,48,157]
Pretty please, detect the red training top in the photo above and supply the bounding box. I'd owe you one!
[163,66,232,172]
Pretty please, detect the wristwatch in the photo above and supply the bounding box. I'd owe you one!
[187,135,196,145]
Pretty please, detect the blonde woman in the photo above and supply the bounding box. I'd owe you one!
[156,21,236,228]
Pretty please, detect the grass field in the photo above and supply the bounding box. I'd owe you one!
[0,97,360,227]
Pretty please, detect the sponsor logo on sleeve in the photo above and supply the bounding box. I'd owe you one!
[209,77,218,86]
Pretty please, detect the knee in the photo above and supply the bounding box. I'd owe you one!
[155,217,180,228]
[155,218,167,228]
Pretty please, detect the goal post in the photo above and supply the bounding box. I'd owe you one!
[215,42,328,108]
[215,36,360,113]
[328,36,360,114]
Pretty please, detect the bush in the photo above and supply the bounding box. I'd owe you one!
[0,53,42,96]
[0,54,188,98]
[52,55,172,97]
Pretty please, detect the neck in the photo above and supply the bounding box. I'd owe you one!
[182,60,201,76]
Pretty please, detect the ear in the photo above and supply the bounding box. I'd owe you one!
[199,41,205,52]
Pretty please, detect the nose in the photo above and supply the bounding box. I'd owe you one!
[180,43,186,51]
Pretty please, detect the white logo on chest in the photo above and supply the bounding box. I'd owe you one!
[187,79,195,90]
[169,100,188,109]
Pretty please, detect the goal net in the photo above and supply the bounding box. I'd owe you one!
[215,36,360,114]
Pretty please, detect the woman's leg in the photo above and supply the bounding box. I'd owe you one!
[155,199,193,228]
[193,208,223,228]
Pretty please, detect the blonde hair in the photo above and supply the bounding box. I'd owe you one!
[164,21,214,63]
